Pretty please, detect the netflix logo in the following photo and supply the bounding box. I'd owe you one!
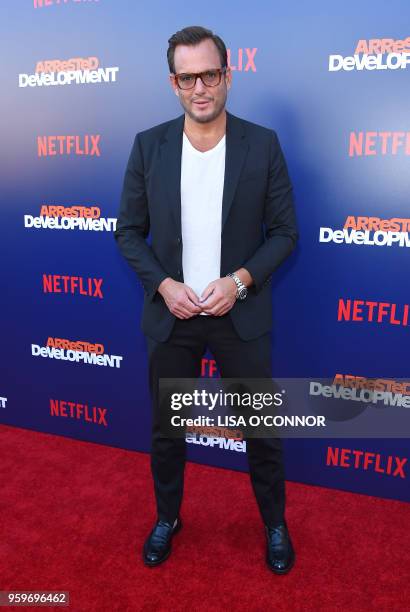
[337,299,409,326]
[227,48,257,72]
[34,0,99,8]
[50,398,108,427]
[349,131,410,156]
[326,446,407,478]
[42,275,103,298]
[37,135,101,157]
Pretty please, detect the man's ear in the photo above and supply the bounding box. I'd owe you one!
[225,66,232,90]
[169,74,179,96]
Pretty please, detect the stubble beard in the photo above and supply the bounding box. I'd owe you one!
[181,90,227,124]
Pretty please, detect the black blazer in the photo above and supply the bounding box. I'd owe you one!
[114,110,298,342]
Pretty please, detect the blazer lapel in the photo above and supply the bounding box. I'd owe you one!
[159,113,185,236]
[221,111,249,233]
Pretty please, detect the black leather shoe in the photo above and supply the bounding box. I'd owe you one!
[265,521,295,574]
[143,517,182,566]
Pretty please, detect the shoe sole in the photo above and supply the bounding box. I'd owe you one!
[142,520,182,567]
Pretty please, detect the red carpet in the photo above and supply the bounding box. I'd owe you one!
[0,424,409,612]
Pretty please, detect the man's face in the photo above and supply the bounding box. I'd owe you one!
[170,38,231,124]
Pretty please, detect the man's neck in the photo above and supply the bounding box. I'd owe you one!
[183,110,227,152]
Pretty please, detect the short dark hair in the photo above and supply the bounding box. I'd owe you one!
[167,25,227,74]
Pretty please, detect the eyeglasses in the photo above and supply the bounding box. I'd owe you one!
[173,67,227,90]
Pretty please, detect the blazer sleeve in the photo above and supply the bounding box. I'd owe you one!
[242,130,299,293]
[114,133,170,302]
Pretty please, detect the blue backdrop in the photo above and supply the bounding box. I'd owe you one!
[1,0,409,502]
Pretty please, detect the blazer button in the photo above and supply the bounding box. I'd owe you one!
[177,269,182,277]
[177,236,182,244]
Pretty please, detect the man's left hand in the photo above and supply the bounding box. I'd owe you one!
[199,277,237,316]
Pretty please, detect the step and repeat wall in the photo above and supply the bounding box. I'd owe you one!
[1,0,409,502]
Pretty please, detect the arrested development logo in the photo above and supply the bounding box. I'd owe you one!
[43,275,103,298]
[50,399,108,427]
[24,205,117,232]
[311,374,410,408]
[37,135,100,157]
[326,446,407,478]
[19,57,119,88]
[337,299,409,327]
[329,37,410,71]
[320,216,410,248]
[186,432,246,452]
[32,337,123,368]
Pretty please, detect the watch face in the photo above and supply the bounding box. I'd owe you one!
[238,287,247,300]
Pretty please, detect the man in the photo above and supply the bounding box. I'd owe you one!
[114,25,298,574]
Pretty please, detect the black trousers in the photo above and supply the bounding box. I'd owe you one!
[144,313,286,527]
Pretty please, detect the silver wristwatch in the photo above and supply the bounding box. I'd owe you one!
[226,273,248,300]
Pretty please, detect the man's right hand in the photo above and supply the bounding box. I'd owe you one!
[157,278,203,319]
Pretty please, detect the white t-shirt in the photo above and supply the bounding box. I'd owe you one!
[180,131,226,315]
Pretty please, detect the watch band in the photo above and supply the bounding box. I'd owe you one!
[226,273,248,300]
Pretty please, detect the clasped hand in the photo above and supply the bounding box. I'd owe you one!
[158,277,237,319]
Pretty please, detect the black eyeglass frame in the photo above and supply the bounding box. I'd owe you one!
[172,67,227,90]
